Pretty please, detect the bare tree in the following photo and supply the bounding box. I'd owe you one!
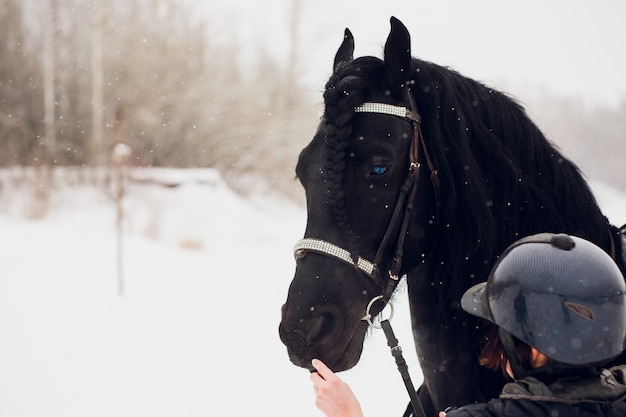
[0,0,42,165]
[41,0,56,165]
[91,1,104,166]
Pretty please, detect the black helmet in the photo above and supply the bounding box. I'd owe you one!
[461,233,626,365]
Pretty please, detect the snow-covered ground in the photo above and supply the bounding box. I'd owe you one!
[0,168,623,417]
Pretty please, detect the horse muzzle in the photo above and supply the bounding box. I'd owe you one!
[278,300,367,372]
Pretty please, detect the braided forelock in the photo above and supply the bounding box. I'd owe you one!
[321,63,375,260]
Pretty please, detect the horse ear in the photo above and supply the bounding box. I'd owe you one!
[384,17,412,94]
[333,28,354,72]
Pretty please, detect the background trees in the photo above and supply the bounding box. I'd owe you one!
[0,0,623,199]
[0,0,316,198]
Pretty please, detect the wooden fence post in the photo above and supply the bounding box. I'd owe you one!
[113,143,131,295]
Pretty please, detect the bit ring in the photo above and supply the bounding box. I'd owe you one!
[362,295,394,329]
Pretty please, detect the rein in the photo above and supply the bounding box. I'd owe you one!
[293,94,437,417]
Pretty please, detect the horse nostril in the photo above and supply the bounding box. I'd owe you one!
[281,303,345,353]
[296,312,336,345]
[307,313,325,343]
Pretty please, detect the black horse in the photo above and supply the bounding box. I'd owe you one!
[279,16,626,416]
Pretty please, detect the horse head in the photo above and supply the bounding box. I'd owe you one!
[279,17,438,372]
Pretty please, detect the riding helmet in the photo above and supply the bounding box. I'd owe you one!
[461,233,626,365]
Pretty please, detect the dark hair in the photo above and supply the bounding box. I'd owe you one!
[479,325,533,378]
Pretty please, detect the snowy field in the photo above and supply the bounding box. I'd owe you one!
[0,168,624,417]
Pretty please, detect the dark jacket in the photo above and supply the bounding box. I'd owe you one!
[446,366,626,417]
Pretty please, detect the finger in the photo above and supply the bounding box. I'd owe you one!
[310,371,325,385]
[311,359,333,379]
[312,383,319,396]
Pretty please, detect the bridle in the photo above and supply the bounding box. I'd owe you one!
[294,90,440,306]
[292,90,440,417]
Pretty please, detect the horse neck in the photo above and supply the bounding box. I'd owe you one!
[404,264,505,409]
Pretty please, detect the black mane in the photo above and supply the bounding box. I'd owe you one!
[322,54,618,297]
[321,56,390,257]
[408,58,617,297]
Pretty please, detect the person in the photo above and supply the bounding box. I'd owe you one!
[311,358,365,417]
[310,233,626,417]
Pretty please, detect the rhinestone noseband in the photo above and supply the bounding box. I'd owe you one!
[294,238,379,278]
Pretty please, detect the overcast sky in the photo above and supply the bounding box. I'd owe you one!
[202,0,626,108]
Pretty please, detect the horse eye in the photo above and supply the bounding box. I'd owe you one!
[371,165,388,175]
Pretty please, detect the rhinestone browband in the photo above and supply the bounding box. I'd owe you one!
[354,102,420,123]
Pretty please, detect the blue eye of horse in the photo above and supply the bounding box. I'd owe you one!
[371,166,388,175]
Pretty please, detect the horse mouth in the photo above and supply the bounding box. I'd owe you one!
[279,306,369,372]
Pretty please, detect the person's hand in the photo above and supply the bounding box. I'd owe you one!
[310,359,364,417]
